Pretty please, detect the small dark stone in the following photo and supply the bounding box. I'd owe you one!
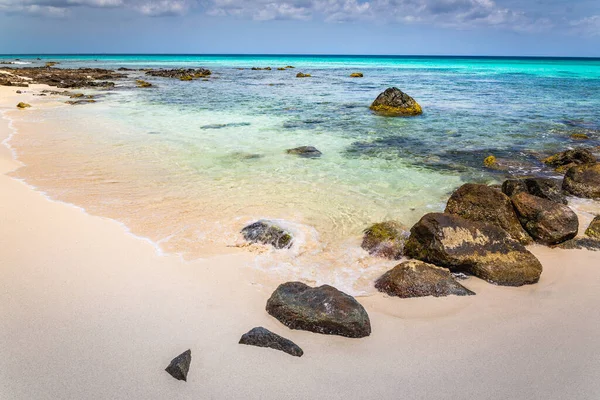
[241,221,293,249]
[286,146,322,158]
[165,349,191,382]
[239,327,303,357]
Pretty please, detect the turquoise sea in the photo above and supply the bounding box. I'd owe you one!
[5,55,600,293]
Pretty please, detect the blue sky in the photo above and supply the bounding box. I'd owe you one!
[0,0,598,56]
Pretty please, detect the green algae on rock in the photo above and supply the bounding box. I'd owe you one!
[350,72,363,78]
[361,221,407,260]
[585,216,600,239]
[370,87,422,116]
[136,79,153,88]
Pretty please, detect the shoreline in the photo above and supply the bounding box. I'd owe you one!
[2,84,600,399]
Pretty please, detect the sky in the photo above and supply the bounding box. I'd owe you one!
[0,0,599,56]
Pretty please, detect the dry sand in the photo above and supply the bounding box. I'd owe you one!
[1,85,600,399]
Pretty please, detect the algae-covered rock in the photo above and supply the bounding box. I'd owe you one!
[502,179,528,197]
[65,99,96,105]
[179,75,193,81]
[16,102,31,109]
[296,72,311,78]
[361,221,407,260]
[483,155,498,169]
[445,183,532,245]
[543,149,596,173]
[404,213,543,286]
[136,79,153,88]
[571,133,589,140]
[524,178,567,205]
[165,349,191,381]
[585,216,600,239]
[511,192,578,245]
[266,282,371,338]
[239,327,303,357]
[370,87,422,116]
[375,260,474,298]
[45,61,58,67]
[350,72,363,78]
[241,220,293,249]
[562,163,600,198]
[286,146,322,158]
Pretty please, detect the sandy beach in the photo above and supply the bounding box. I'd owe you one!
[2,85,600,400]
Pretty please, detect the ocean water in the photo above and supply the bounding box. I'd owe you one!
[4,55,600,294]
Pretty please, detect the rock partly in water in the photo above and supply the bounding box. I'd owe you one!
[404,213,543,286]
[445,183,532,245]
[585,216,600,239]
[286,146,322,158]
[361,221,407,260]
[146,68,211,79]
[370,87,422,116]
[239,327,303,357]
[165,349,191,382]
[16,102,30,109]
[266,282,371,338]
[350,72,363,78]
[1,67,124,88]
[563,163,600,199]
[511,192,578,245]
[375,260,475,298]
[65,99,96,105]
[296,72,311,78]
[241,221,293,249]
[571,133,589,140]
[136,79,153,88]
[543,149,596,173]
[555,237,600,251]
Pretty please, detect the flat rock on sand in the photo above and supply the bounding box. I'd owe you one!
[239,327,303,357]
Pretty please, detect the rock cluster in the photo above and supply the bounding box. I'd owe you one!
[145,68,211,80]
[0,67,124,88]
[543,148,596,173]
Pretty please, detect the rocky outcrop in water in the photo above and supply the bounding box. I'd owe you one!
[370,87,422,116]
[286,146,322,158]
[241,221,293,249]
[511,192,578,245]
[350,73,363,78]
[239,327,303,357]
[563,163,600,198]
[404,213,543,286]
[266,282,371,338]
[145,68,211,80]
[543,149,596,173]
[65,99,96,105]
[586,216,600,239]
[165,349,191,381]
[375,260,474,298]
[502,178,567,205]
[136,79,153,88]
[0,67,124,88]
[361,221,407,260]
[445,183,532,245]
[296,72,311,78]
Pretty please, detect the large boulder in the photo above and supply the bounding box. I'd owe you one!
[403,213,543,286]
[502,178,567,205]
[563,163,600,198]
[165,349,191,381]
[370,87,422,116]
[239,327,303,357]
[241,221,293,249]
[511,192,578,245]
[445,183,532,245]
[375,260,474,298]
[266,282,371,338]
[361,221,407,259]
[543,149,596,173]
[585,216,600,239]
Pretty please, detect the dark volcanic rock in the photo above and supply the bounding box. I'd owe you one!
[524,178,568,204]
[361,221,408,260]
[585,216,600,239]
[145,68,211,79]
[404,213,543,286]
[239,327,303,357]
[543,149,596,173]
[241,221,293,249]
[555,237,600,251]
[165,350,191,381]
[511,192,578,245]
[375,260,475,298]
[266,282,371,338]
[445,183,532,245]
[563,163,600,199]
[370,87,422,116]
[286,146,322,158]
[502,179,528,197]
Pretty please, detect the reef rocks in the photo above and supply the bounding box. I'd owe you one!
[511,192,578,245]
[286,146,322,158]
[370,87,422,116]
[555,237,600,251]
[502,178,567,205]
[375,260,474,298]
[563,163,600,198]
[16,102,30,109]
[165,349,191,382]
[445,183,532,245]
[543,148,596,173]
[404,213,543,286]
[241,220,293,249]
[65,99,96,105]
[136,79,153,88]
[296,72,311,78]
[1,67,124,88]
[350,72,363,78]
[145,68,211,80]
[585,216,600,239]
[239,327,303,357]
[266,282,371,338]
[361,221,407,260]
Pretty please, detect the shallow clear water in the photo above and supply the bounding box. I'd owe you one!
[5,55,600,294]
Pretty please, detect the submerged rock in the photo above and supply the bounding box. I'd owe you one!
[361,221,407,260]
[563,163,600,198]
[404,213,543,286]
[136,79,153,88]
[370,87,422,116]
[239,327,303,357]
[543,149,596,173]
[266,282,371,338]
[585,216,600,239]
[375,260,475,298]
[571,133,589,140]
[146,68,211,79]
[241,221,293,249]
[65,99,96,105]
[296,72,311,78]
[286,146,322,158]
[511,192,578,245]
[165,349,191,381]
[350,72,363,78]
[445,183,532,245]
[16,102,30,109]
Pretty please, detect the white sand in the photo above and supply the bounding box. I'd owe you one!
[1,85,600,399]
